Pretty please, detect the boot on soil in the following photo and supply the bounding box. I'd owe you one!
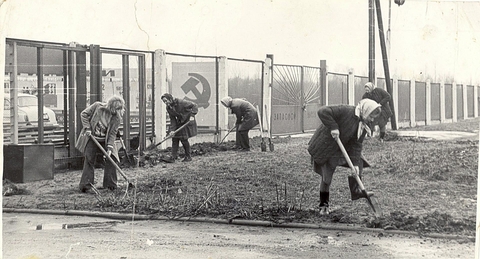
[319,191,330,215]
[379,132,386,143]
[348,176,374,200]
[182,156,192,162]
[319,204,331,215]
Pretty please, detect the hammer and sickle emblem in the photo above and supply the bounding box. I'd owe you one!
[180,73,211,108]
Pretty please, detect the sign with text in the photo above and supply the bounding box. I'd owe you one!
[172,62,216,127]
[271,105,302,134]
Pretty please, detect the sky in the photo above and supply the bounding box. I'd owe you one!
[1,0,480,84]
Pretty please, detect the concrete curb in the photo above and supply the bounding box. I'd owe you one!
[3,208,474,242]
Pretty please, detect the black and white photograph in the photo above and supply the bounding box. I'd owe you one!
[1,0,479,258]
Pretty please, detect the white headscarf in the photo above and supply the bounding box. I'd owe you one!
[355,99,381,139]
[364,82,375,92]
[221,96,233,107]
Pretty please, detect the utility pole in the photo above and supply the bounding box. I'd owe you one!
[368,0,375,82]
[375,0,397,130]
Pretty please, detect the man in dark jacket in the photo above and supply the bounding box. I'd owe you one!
[308,99,381,215]
[220,96,259,151]
[161,93,198,162]
[362,82,393,141]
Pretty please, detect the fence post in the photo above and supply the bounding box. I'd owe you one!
[410,79,416,127]
[463,84,468,120]
[392,75,399,129]
[440,81,446,123]
[474,85,479,118]
[347,69,355,105]
[452,82,457,122]
[320,60,328,106]
[89,45,102,103]
[153,49,167,149]
[8,41,19,144]
[263,56,272,136]
[425,79,431,125]
[217,56,229,143]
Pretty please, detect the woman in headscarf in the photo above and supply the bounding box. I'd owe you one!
[362,82,393,141]
[161,93,198,162]
[220,96,259,151]
[78,95,125,193]
[307,99,382,215]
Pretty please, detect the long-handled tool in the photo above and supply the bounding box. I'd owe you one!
[220,125,236,144]
[89,135,134,189]
[118,137,133,167]
[335,137,382,217]
[256,105,267,152]
[264,104,274,151]
[145,121,190,151]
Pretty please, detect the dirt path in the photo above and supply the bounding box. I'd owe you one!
[3,212,474,259]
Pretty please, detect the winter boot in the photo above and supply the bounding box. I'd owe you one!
[182,140,192,162]
[319,191,330,215]
[379,132,386,142]
[171,139,180,161]
[348,176,374,201]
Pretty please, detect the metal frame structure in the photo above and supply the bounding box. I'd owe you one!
[4,38,155,167]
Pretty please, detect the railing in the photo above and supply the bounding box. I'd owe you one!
[3,122,154,145]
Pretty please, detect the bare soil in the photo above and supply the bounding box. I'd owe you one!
[3,118,479,240]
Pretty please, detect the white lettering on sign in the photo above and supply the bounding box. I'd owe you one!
[273,113,296,120]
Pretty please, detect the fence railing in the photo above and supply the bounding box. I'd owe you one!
[4,38,480,157]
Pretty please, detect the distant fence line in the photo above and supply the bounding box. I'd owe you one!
[4,38,479,167]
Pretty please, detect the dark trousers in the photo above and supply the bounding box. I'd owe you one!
[172,138,191,158]
[236,130,250,149]
[79,139,118,190]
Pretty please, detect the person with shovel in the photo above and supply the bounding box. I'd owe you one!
[161,93,198,162]
[362,82,393,142]
[307,99,382,215]
[77,95,125,193]
[220,96,259,151]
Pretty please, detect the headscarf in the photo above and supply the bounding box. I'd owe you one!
[355,99,381,139]
[364,82,375,92]
[161,93,174,102]
[220,96,233,108]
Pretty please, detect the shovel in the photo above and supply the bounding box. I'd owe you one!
[256,105,267,152]
[264,104,274,151]
[145,121,190,151]
[335,137,383,217]
[220,125,236,144]
[118,137,133,167]
[89,135,134,189]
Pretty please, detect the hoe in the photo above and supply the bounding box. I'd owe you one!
[89,135,135,189]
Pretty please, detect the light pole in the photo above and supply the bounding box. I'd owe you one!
[369,0,400,130]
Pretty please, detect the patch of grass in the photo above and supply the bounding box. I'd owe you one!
[3,120,478,237]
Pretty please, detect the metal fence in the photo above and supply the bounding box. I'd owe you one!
[4,38,480,166]
[271,64,322,134]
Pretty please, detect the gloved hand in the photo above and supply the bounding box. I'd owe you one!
[330,129,340,139]
[107,147,113,157]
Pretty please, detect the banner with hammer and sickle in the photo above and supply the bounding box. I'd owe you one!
[172,62,216,127]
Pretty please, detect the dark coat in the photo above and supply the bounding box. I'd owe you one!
[307,105,370,168]
[230,99,259,131]
[362,88,393,119]
[167,98,198,139]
